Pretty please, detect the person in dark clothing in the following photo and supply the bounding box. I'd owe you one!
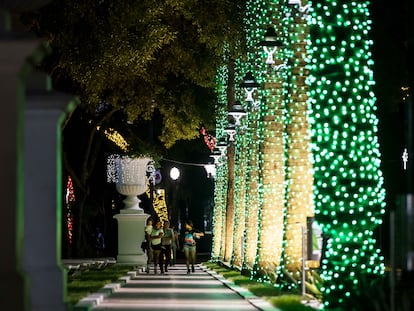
[161,220,174,272]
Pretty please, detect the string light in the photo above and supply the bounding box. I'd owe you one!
[65,176,75,245]
[309,1,386,308]
[212,0,315,287]
[96,126,129,152]
[211,64,230,261]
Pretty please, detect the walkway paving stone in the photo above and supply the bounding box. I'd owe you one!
[76,263,280,311]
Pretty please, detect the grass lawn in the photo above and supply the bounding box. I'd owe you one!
[66,265,135,307]
[202,261,320,311]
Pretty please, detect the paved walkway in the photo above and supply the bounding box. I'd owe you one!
[75,263,280,311]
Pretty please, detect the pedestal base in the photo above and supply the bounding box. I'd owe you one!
[113,212,150,265]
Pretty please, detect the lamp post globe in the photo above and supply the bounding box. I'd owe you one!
[170,166,180,180]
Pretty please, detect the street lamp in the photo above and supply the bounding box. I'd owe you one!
[169,166,181,230]
[203,164,216,179]
[210,148,223,164]
[170,166,180,181]
[216,140,228,157]
[239,71,260,103]
[228,101,247,126]
[224,123,237,142]
[287,0,310,16]
[259,27,284,65]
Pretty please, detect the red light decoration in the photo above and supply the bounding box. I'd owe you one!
[65,176,75,245]
[200,126,216,151]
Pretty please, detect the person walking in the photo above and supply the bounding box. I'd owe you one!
[183,220,204,274]
[144,218,153,273]
[93,227,105,257]
[150,220,164,274]
[161,220,174,272]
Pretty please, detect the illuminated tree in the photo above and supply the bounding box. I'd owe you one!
[211,65,229,261]
[213,0,314,285]
[282,2,314,272]
[309,1,386,309]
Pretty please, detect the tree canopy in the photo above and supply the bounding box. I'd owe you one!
[22,0,246,147]
[20,0,246,257]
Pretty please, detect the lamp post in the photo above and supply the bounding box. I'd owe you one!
[210,148,223,164]
[169,166,181,229]
[239,71,260,102]
[203,164,216,179]
[170,166,180,181]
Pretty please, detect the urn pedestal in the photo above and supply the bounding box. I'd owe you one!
[113,213,149,265]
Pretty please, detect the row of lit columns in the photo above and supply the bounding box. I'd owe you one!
[210,0,314,284]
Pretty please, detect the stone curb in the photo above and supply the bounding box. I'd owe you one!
[199,264,281,311]
[73,270,137,311]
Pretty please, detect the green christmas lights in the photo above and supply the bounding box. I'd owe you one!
[309,0,386,309]
[211,64,229,261]
[211,1,386,308]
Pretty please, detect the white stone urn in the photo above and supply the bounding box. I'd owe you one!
[112,156,152,214]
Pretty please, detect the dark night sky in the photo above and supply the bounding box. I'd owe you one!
[370,0,413,259]
[371,0,413,203]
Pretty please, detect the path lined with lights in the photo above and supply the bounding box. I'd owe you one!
[88,264,278,311]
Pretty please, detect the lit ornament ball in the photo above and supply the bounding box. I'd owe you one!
[170,167,180,180]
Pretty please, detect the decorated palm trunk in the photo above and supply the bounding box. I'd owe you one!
[283,7,314,271]
[212,65,230,261]
[254,77,286,280]
[232,127,248,267]
[243,110,261,270]
[309,1,386,309]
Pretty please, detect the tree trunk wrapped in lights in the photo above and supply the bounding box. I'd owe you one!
[309,1,386,309]
[243,110,261,270]
[254,78,286,281]
[211,164,227,260]
[283,11,314,271]
[241,0,269,272]
[223,59,237,263]
[212,65,229,261]
[224,142,235,262]
[232,125,248,267]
